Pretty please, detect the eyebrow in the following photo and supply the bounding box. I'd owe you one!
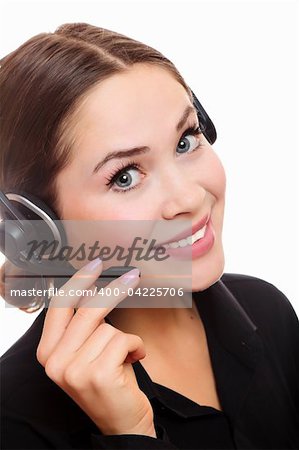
[93,104,196,174]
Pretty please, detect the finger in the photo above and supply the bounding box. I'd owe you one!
[37,258,104,365]
[93,332,146,369]
[49,259,104,309]
[67,322,120,364]
[52,269,140,357]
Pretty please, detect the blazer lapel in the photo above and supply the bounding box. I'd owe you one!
[193,278,264,421]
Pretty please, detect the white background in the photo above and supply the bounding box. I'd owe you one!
[0,0,298,356]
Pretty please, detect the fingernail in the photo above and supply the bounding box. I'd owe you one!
[120,268,140,285]
[85,257,103,271]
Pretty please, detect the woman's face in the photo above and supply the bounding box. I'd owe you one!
[55,63,226,292]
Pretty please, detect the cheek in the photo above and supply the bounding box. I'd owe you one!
[198,149,226,199]
[96,200,154,221]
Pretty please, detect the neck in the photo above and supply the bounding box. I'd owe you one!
[106,295,203,346]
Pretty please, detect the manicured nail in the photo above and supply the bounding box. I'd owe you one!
[120,268,140,285]
[85,257,102,271]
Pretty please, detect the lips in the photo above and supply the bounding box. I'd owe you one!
[154,214,210,248]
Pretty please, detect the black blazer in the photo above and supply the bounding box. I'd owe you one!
[1,273,299,449]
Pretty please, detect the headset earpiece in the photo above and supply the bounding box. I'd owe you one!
[0,190,67,271]
[191,90,217,145]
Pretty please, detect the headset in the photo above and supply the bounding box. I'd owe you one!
[0,90,217,284]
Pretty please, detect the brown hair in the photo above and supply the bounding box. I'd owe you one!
[0,22,192,312]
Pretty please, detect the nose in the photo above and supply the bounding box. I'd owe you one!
[160,165,206,219]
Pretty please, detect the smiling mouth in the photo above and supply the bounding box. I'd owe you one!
[156,224,208,249]
[153,214,210,249]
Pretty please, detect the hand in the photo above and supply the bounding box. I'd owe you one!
[36,259,156,438]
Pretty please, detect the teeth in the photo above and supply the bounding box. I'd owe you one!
[186,236,193,246]
[178,239,188,247]
[163,224,207,249]
[169,241,179,249]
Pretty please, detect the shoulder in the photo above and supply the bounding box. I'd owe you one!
[0,311,97,444]
[220,272,299,357]
[0,309,65,410]
[220,272,298,324]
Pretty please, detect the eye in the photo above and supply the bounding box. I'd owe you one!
[113,165,141,189]
[104,161,144,194]
[176,125,203,154]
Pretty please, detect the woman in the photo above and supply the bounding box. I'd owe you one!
[0,22,298,450]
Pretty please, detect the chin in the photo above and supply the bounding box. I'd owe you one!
[191,245,225,292]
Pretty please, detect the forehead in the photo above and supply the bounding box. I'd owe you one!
[69,64,192,145]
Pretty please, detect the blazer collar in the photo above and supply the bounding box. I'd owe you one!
[193,277,263,370]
